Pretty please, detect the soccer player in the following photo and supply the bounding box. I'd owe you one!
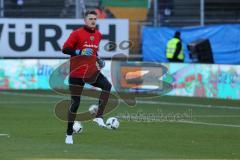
[62,10,112,144]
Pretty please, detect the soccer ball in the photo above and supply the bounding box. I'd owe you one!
[73,121,83,133]
[106,117,120,129]
[89,104,99,115]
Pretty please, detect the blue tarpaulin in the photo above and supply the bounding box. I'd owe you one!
[142,25,240,64]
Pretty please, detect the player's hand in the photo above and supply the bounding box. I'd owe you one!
[75,48,93,56]
[96,57,105,70]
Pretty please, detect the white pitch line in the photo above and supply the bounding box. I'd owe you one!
[192,115,240,118]
[0,101,58,104]
[136,100,240,110]
[0,134,10,137]
[1,100,238,118]
[177,120,240,128]
[1,91,240,129]
[0,101,94,105]
[118,117,240,128]
[0,91,239,110]
[0,91,63,98]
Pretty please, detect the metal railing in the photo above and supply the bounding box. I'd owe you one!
[151,0,240,27]
[0,0,4,17]
[1,0,240,55]
[1,0,239,26]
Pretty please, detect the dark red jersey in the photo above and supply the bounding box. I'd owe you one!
[62,26,102,78]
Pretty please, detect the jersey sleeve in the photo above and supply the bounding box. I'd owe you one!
[99,32,102,41]
[97,32,102,54]
[62,30,78,49]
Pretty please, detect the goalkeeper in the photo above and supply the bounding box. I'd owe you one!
[62,10,112,144]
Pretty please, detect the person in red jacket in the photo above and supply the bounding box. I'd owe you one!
[62,10,112,144]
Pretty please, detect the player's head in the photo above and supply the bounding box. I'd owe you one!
[174,31,181,38]
[84,10,97,29]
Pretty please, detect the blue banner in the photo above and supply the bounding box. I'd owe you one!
[142,24,240,64]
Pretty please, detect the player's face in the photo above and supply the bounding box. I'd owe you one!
[84,14,97,29]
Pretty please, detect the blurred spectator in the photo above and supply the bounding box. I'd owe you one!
[166,31,184,62]
[146,0,154,22]
[158,0,173,16]
[95,1,115,19]
[11,0,24,7]
[17,0,24,6]
[95,7,107,19]
[147,0,174,25]
[148,0,153,9]
[79,0,86,17]
[103,7,115,18]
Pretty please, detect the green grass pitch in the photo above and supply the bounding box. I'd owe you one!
[0,90,240,160]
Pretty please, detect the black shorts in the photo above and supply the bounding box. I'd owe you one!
[69,72,111,94]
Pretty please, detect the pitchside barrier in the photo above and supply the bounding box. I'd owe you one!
[0,59,239,100]
[0,18,129,58]
[142,24,240,64]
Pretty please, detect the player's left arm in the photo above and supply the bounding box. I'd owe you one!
[96,33,105,69]
[173,41,182,60]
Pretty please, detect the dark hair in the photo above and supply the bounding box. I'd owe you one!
[84,10,97,18]
[174,31,181,38]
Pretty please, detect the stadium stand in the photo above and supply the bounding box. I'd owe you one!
[4,0,65,18]
[1,0,240,57]
[60,0,100,18]
[101,0,148,55]
[161,0,240,26]
[205,0,240,24]
[3,0,240,25]
[164,0,200,26]
[3,0,102,18]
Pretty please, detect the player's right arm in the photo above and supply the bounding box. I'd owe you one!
[62,31,81,56]
[62,30,93,56]
[172,41,182,60]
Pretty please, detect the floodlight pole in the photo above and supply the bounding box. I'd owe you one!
[75,0,80,18]
[200,0,205,26]
[0,0,4,17]
[153,0,158,27]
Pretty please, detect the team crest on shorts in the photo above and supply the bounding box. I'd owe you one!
[90,36,95,41]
